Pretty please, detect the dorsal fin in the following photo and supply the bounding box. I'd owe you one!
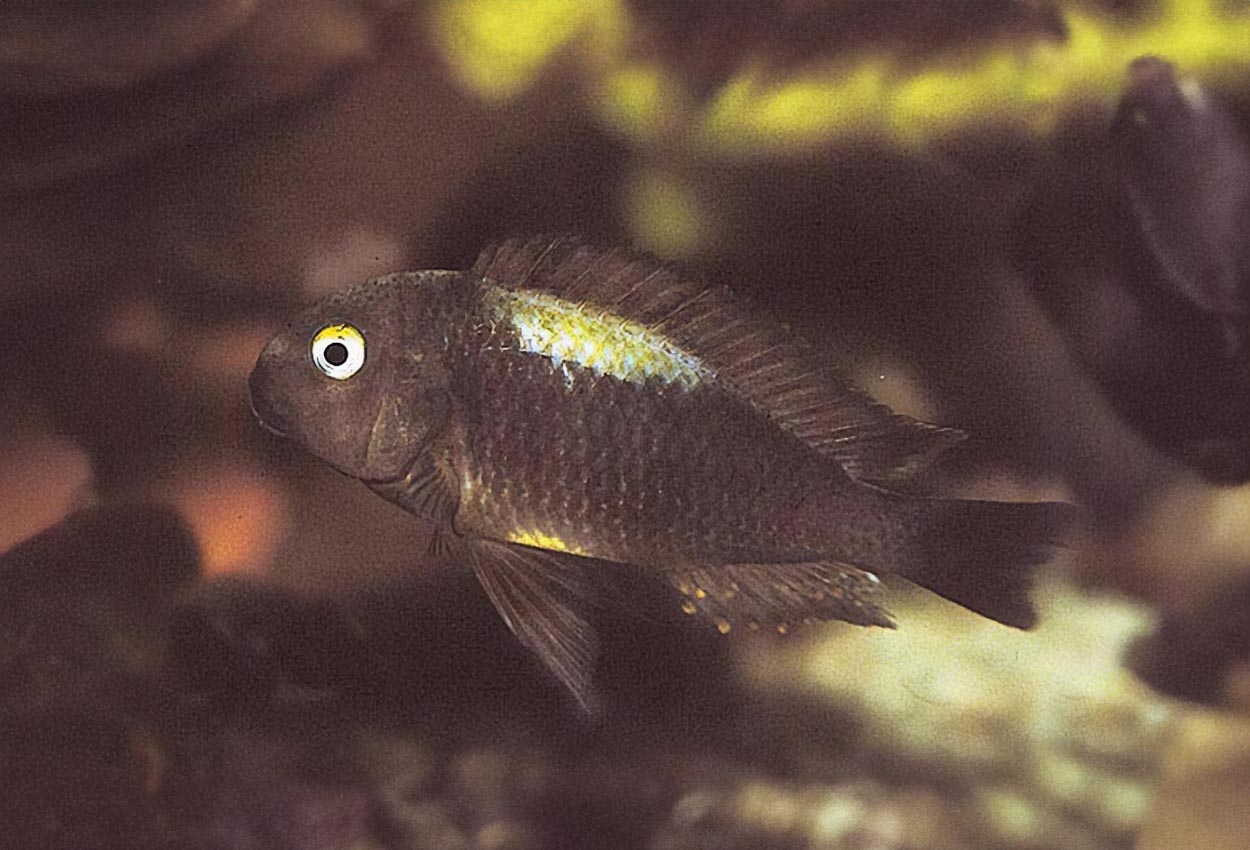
[472,236,964,484]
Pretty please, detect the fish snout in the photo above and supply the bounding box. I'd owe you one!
[1123,56,1188,114]
[1126,56,1175,91]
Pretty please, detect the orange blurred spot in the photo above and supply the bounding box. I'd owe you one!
[0,431,93,553]
[179,322,276,394]
[159,461,290,576]
[100,299,172,355]
[302,227,405,298]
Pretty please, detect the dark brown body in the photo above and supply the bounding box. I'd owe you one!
[450,334,899,570]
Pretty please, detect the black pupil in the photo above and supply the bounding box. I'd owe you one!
[324,341,350,367]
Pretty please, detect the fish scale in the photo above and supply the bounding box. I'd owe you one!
[451,332,836,567]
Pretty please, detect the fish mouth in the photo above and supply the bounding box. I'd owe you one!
[247,371,290,438]
[252,411,288,439]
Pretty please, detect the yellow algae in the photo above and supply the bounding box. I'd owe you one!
[430,0,613,101]
[697,0,1250,154]
[702,61,888,150]
[487,287,710,388]
[504,528,586,554]
[623,166,712,259]
[596,63,680,143]
[889,51,1029,145]
[430,0,1250,150]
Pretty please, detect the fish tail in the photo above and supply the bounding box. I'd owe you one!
[891,498,1077,629]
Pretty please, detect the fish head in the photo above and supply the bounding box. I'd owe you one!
[1112,56,1211,164]
[248,271,459,483]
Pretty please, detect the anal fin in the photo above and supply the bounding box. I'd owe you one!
[668,561,894,634]
[466,539,600,714]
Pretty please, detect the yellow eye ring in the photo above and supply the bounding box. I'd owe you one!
[311,323,366,380]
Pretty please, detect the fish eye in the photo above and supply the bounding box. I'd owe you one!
[311,323,366,380]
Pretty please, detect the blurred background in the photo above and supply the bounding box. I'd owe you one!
[4,1,1250,847]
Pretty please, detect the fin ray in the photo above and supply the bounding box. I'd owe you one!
[666,560,895,633]
[367,449,459,526]
[467,539,599,713]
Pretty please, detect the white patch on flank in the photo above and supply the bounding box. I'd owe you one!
[486,287,710,388]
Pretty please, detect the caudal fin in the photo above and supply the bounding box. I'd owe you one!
[896,498,1078,629]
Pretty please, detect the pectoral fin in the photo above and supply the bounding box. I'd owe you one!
[367,448,459,527]
[466,539,600,714]
[667,560,895,634]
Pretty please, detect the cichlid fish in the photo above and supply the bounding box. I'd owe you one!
[1110,56,1250,357]
[249,237,1072,711]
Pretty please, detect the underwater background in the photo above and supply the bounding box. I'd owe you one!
[3,1,1250,847]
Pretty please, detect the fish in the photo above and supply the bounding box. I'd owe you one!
[249,236,1074,711]
[1109,55,1250,358]
[1021,56,1250,483]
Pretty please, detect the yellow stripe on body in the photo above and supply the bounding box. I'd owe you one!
[487,287,710,388]
[504,528,587,555]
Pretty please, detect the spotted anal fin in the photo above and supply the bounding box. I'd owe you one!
[473,236,963,483]
[466,539,600,714]
[667,560,895,635]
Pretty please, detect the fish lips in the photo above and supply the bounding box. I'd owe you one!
[247,366,290,438]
